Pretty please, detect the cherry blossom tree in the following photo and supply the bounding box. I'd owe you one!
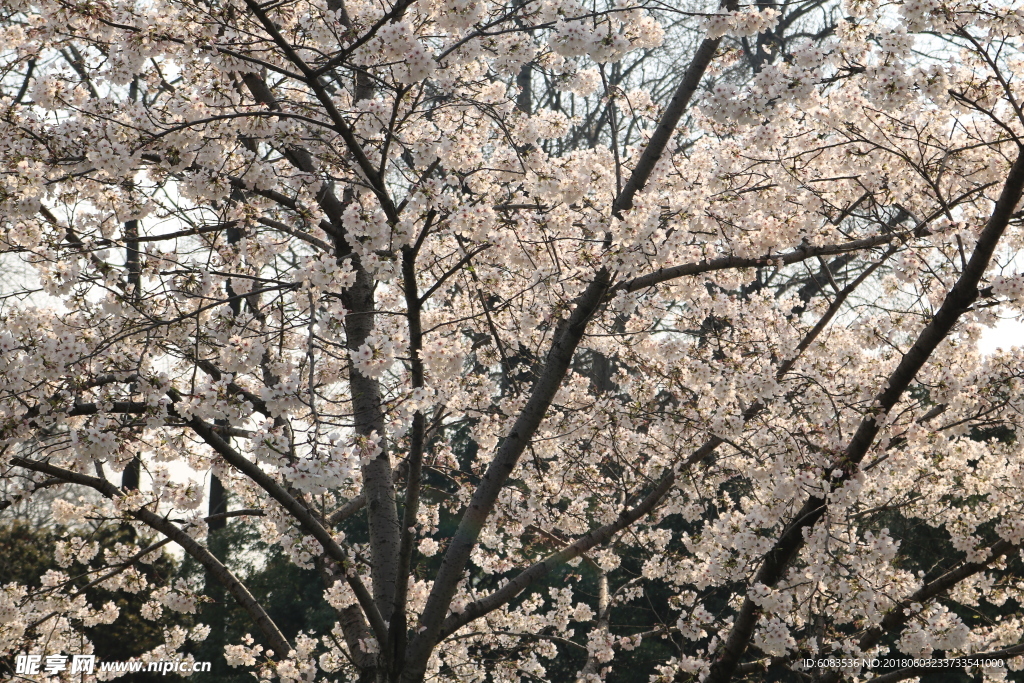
[3,0,1024,680]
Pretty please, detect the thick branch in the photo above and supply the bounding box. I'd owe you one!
[704,147,1024,683]
[388,244,428,675]
[612,1,736,216]
[185,416,389,644]
[10,456,292,657]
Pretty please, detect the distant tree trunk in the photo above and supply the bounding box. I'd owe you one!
[121,217,142,495]
[204,222,242,674]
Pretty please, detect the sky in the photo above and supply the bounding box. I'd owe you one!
[978,317,1024,355]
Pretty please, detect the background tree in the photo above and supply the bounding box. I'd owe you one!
[3,0,1024,680]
